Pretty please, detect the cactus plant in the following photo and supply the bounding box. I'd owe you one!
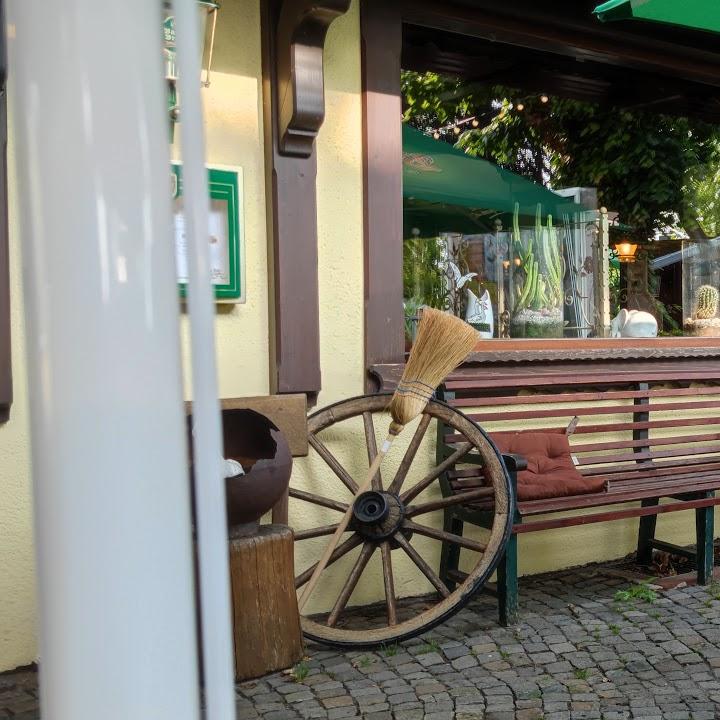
[694,284,719,320]
[509,202,565,338]
[511,203,563,315]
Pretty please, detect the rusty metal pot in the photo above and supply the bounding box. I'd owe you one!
[187,408,292,535]
[221,409,292,531]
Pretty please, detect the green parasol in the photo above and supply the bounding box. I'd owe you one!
[594,0,720,33]
[402,124,585,220]
[403,199,497,238]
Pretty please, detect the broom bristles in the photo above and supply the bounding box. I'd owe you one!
[388,307,478,433]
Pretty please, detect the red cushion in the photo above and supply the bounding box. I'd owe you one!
[491,431,606,501]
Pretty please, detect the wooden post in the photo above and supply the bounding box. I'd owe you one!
[361,0,405,385]
[229,525,304,680]
[696,491,715,585]
[595,207,611,336]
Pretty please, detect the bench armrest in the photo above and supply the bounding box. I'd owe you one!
[502,453,528,473]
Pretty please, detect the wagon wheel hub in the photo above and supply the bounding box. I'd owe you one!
[351,491,405,541]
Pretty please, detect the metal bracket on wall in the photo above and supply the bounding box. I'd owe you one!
[275,0,351,157]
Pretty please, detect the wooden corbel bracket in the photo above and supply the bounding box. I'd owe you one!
[275,0,351,157]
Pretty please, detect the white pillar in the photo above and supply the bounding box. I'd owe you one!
[8,2,201,719]
[173,0,235,718]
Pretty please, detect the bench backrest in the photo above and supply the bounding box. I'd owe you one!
[437,360,720,493]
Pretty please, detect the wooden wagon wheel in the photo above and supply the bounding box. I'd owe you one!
[290,393,513,648]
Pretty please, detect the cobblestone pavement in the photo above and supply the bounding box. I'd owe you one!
[6,566,720,719]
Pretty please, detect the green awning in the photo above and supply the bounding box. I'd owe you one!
[403,200,496,238]
[594,0,720,33]
[402,124,583,220]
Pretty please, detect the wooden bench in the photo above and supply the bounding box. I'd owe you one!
[435,360,720,625]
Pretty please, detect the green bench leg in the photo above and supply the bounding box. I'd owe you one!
[636,498,659,566]
[696,492,715,585]
[440,512,463,591]
[497,533,519,626]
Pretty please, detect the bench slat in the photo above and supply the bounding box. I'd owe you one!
[580,456,720,479]
[518,480,720,516]
[514,495,720,533]
[576,415,720,434]
[444,415,720,446]
[444,370,720,391]
[448,385,720,408]
[570,432,720,453]
[575,444,720,466]
[466,398,720,423]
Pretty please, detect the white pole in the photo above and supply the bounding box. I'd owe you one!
[173,1,236,719]
[8,2,201,720]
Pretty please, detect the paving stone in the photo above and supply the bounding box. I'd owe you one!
[416,652,445,667]
[321,696,354,709]
[6,565,720,720]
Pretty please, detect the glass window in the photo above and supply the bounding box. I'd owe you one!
[401,73,720,343]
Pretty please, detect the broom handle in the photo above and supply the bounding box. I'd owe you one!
[297,432,396,611]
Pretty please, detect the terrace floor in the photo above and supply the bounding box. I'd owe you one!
[5,564,720,719]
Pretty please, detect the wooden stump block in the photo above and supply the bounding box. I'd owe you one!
[229,524,304,680]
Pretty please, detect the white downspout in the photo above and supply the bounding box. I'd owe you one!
[8,2,202,718]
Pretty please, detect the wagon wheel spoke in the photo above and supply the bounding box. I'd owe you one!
[400,442,473,504]
[402,520,486,552]
[327,543,376,627]
[294,524,339,541]
[393,532,450,598]
[362,411,383,491]
[380,541,398,626]
[289,487,348,513]
[387,413,432,495]
[308,433,359,494]
[295,535,363,588]
[406,487,495,518]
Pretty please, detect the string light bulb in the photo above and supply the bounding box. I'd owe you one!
[453,126,461,135]
[540,94,549,103]
[471,118,479,128]
[433,131,440,140]
[516,102,525,111]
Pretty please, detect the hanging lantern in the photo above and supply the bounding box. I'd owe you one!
[613,239,639,263]
[163,1,219,123]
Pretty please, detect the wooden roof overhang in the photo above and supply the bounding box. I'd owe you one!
[400,0,720,122]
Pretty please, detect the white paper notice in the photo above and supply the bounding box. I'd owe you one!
[174,198,230,285]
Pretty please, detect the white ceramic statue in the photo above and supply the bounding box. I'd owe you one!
[465,288,494,339]
[610,309,658,338]
[447,261,477,290]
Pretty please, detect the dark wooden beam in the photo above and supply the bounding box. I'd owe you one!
[261,0,349,398]
[361,0,405,386]
[399,0,720,88]
[276,0,351,157]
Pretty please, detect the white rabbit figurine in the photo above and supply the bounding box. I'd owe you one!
[610,309,658,338]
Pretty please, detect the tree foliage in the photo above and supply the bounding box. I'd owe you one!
[402,70,720,240]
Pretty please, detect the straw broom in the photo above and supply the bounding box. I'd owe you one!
[298,307,479,611]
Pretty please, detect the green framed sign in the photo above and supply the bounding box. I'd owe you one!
[172,164,243,301]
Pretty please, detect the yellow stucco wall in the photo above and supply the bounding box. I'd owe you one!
[0,0,712,671]
[173,0,271,399]
[0,109,35,673]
